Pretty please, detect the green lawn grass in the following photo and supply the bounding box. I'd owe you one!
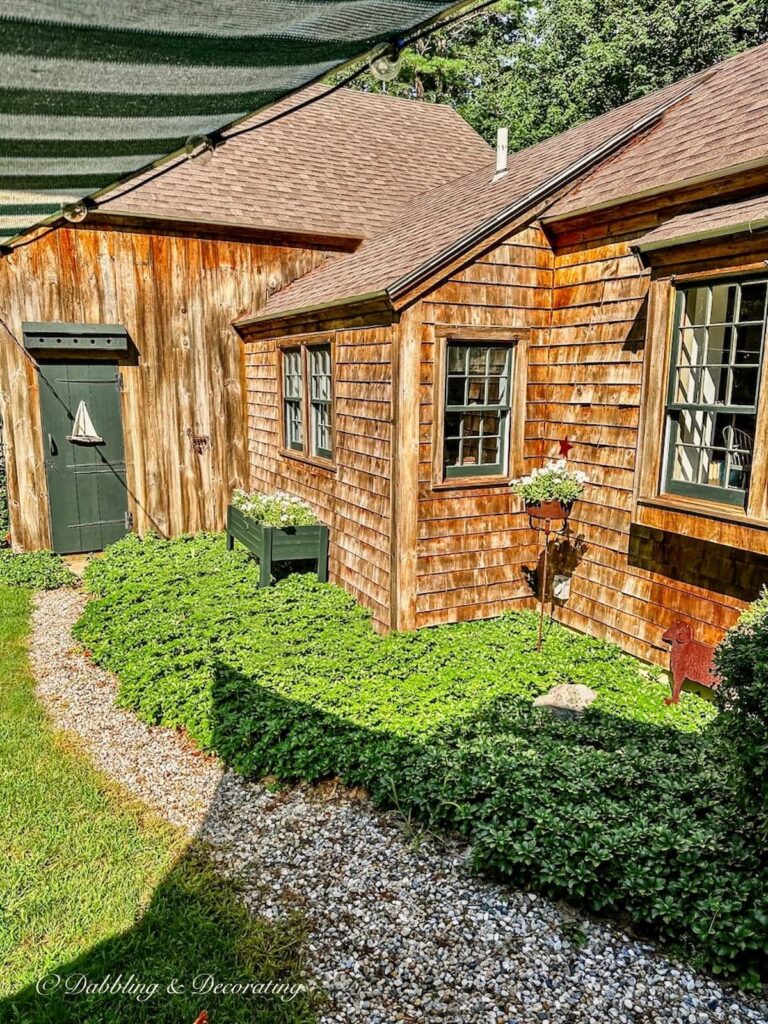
[0,585,315,1023]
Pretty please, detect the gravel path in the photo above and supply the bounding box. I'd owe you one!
[31,589,768,1024]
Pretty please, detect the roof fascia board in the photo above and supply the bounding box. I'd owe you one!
[386,80,707,307]
[88,211,362,250]
[233,290,394,339]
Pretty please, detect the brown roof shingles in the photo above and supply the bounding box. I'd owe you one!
[246,68,709,321]
[98,84,492,240]
[547,44,768,219]
[633,192,768,251]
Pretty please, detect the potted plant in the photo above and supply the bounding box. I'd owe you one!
[226,489,328,586]
[510,459,588,523]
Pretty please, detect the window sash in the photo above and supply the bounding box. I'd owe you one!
[443,344,513,478]
[309,345,333,460]
[283,349,304,452]
[663,281,767,507]
[282,343,333,461]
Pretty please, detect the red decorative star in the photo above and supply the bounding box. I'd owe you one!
[559,436,574,458]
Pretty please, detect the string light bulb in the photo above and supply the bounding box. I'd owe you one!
[61,200,88,223]
[184,134,215,165]
[369,46,402,83]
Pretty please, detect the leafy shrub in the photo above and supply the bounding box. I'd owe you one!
[0,549,76,589]
[715,588,768,816]
[231,489,317,527]
[75,534,767,983]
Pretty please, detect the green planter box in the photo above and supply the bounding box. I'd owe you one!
[226,505,329,587]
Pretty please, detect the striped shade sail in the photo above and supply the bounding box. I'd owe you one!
[0,0,460,244]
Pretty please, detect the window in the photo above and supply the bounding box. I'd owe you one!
[283,349,303,451]
[663,278,767,507]
[281,341,333,461]
[309,345,333,459]
[443,342,514,478]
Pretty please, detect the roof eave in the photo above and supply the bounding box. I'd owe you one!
[233,290,395,340]
[632,216,768,256]
[543,154,768,226]
[386,79,706,307]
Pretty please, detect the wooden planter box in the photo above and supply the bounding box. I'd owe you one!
[226,505,329,587]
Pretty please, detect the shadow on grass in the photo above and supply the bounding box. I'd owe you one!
[2,838,317,1024]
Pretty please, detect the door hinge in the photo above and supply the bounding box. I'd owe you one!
[115,371,125,393]
[124,510,134,530]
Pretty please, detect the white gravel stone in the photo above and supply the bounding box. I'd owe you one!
[31,589,768,1024]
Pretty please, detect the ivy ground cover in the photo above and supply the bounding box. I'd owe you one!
[75,534,768,985]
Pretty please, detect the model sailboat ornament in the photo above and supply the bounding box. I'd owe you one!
[67,401,104,444]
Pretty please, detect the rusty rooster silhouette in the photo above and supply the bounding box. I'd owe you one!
[661,620,721,705]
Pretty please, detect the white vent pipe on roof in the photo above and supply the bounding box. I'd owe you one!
[493,127,509,181]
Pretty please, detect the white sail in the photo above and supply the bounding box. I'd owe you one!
[67,400,103,444]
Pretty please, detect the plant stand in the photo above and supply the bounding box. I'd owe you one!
[226,505,329,587]
[526,501,571,651]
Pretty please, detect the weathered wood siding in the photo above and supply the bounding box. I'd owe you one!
[243,327,394,630]
[0,224,328,549]
[414,225,552,628]
[544,181,768,663]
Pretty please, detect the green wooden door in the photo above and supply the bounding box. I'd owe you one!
[38,361,129,553]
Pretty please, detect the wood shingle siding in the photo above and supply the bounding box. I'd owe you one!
[243,327,394,630]
[412,225,553,628]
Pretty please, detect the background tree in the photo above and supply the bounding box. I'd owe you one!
[348,0,768,148]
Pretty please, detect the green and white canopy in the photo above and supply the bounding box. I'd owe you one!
[0,0,464,245]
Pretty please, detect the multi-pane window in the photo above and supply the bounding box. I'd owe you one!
[283,349,303,451]
[664,278,767,507]
[309,345,333,459]
[281,343,333,461]
[443,343,513,477]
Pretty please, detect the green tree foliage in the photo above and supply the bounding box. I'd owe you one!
[348,0,768,148]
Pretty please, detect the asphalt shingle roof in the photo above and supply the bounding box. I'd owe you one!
[633,193,768,252]
[98,84,492,241]
[244,42,768,324]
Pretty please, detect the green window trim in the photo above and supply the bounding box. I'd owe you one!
[442,342,513,479]
[281,342,334,462]
[662,278,767,509]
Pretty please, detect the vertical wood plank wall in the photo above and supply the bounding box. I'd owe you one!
[414,225,552,627]
[0,225,328,549]
[243,328,394,630]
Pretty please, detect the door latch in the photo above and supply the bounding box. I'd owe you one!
[115,371,125,393]
[124,510,134,530]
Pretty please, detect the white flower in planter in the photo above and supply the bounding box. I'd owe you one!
[510,460,589,505]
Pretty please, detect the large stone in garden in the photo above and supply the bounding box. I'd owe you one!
[533,683,597,718]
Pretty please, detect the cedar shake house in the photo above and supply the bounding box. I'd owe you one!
[5,43,768,666]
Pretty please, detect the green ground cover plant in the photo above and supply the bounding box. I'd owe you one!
[0,548,76,589]
[0,584,315,1023]
[75,533,768,984]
